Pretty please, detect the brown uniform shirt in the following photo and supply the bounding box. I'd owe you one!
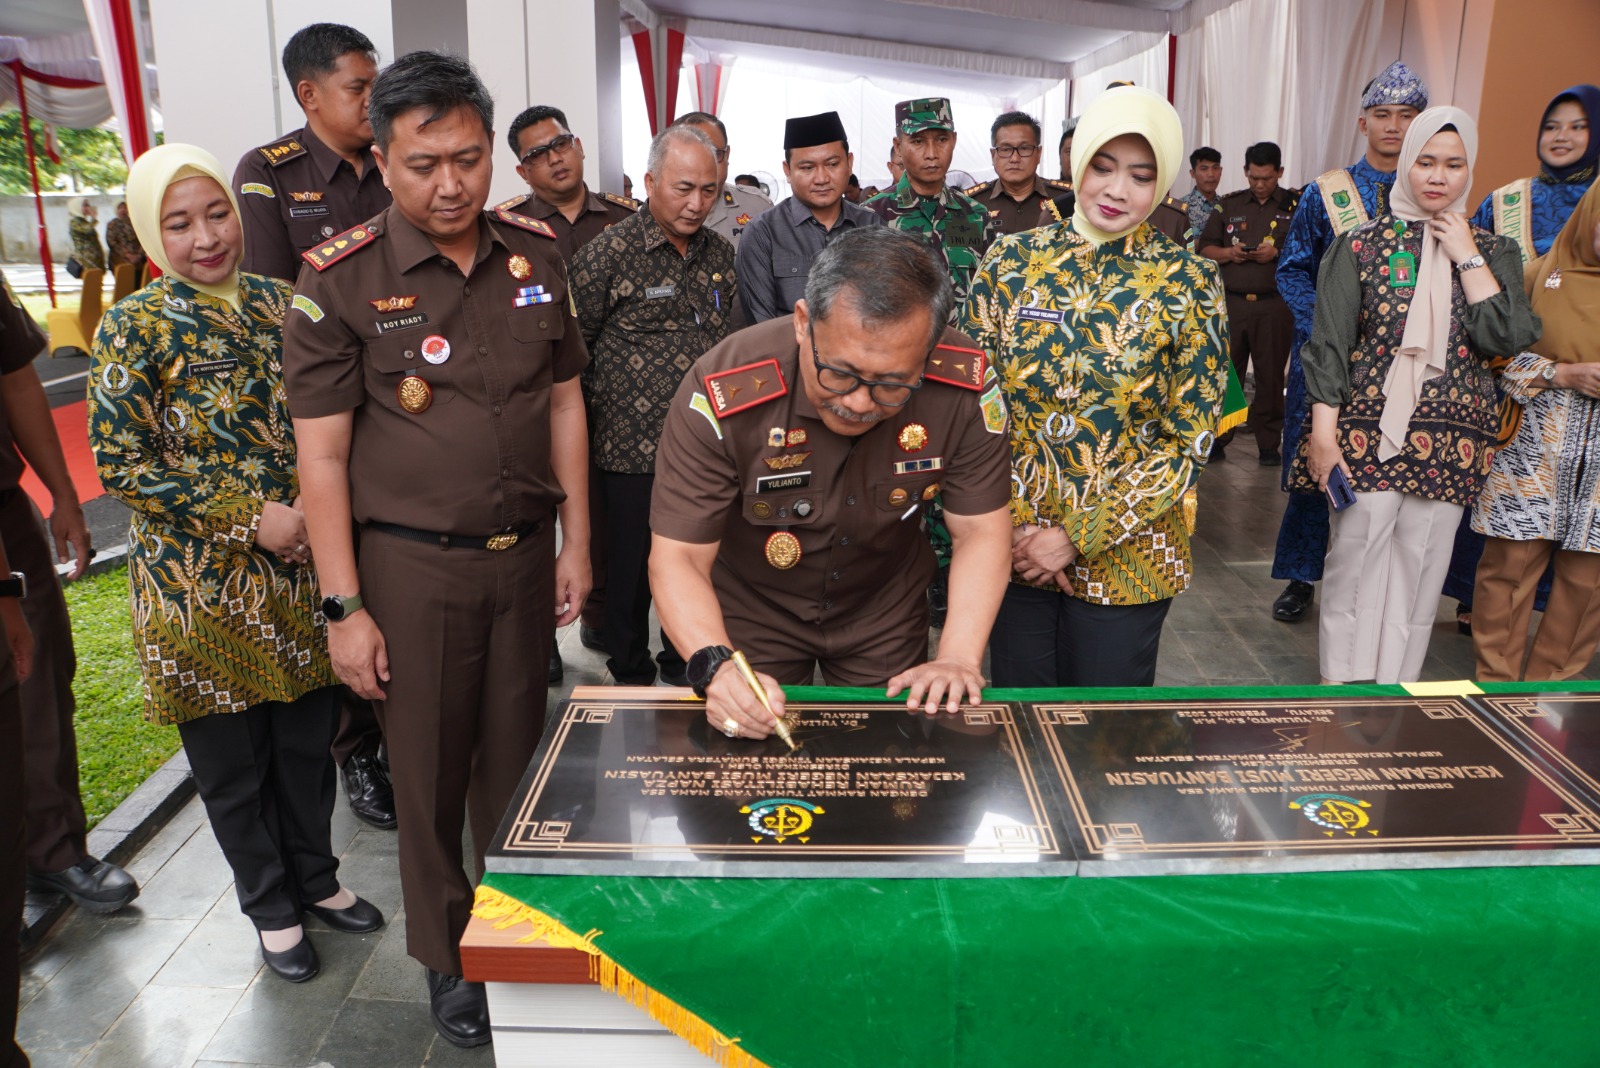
[0,272,45,491]
[966,176,1071,235]
[281,206,588,534]
[1197,187,1301,295]
[651,318,1011,631]
[233,125,392,282]
[495,185,639,264]
[1038,192,1194,249]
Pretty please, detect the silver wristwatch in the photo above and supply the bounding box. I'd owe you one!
[1454,254,1487,274]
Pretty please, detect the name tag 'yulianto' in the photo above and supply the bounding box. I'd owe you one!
[756,471,811,493]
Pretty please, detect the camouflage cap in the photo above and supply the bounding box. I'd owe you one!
[895,97,954,136]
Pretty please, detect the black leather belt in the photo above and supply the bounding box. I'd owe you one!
[364,519,543,551]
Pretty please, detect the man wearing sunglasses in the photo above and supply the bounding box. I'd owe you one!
[502,105,639,265]
[962,111,1072,235]
[648,229,1013,739]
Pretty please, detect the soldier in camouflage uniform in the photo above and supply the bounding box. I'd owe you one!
[863,97,998,616]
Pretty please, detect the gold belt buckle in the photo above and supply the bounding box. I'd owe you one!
[486,532,519,551]
[1245,293,1258,301]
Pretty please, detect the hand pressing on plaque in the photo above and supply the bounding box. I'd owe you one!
[705,660,786,740]
[887,657,985,716]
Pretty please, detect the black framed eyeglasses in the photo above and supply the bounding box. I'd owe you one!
[809,331,925,407]
[520,133,577,165]
[992,144,1039,159]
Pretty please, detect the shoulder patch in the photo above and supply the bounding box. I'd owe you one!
[257,137,308,167]
[600,191,641,211]
[493,194,531,212]
[964,179,993,196]
[925,344,986,391]
[240,182,275,198]
[301,224,378,271]
[703,358,788,417]
[493,209,558,240]
[1163,195,1185,210]
[1045,178,1072,191]
[291,294,324,321]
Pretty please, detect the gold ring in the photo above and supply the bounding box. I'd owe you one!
[722,717,739,738]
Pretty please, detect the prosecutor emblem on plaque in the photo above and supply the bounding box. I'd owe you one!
[1290,793,1376,836]
[742,798,825,843]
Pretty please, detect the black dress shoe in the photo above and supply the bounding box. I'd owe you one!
[1258,448,1281,466]
[1210,441,1228,462]
[342,753,398,829]
[27,856,139,914]
[428,968,491,1047]
[1272,580,1315,622]
[304,894,385,934]
[579,624,606,651]
[260,932,320,983]
[549,646,564,686]
[657,663,690,688]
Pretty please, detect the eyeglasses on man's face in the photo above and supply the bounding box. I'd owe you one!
[809,331,925,407]
[520,133,577,166]
[991,144,1039,159]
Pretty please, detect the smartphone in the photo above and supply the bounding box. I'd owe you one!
[1325,465,1357,511]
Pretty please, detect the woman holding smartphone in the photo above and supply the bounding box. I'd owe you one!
[1291,107,1538,685]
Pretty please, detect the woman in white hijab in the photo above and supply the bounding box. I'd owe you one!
[87,144,382,983]
[1292,108,1540,684]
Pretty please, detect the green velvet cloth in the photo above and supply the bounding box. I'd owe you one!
[482,683,1600,1067]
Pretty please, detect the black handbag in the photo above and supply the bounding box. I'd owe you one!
[65,256,83,279]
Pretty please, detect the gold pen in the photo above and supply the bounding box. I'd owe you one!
[730,649,796,750]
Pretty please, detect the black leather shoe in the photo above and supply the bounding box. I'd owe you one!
[27,856,139,914]
[1210,441,1228,462]
[428,968,491,1047]
[1272,580,1315,622]
[657,662,690,688]
[549,646,564,686]
[342,753,398,829]
[304,894,385,934]
[1258,448,1281,466]
[260,932,320,983]
[579,624,606,651]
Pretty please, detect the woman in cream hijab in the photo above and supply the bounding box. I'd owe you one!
[87,144,381,983]
[961,86,1230,688]
[1294,108,1539,684]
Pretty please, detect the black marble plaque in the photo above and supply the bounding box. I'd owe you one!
[1475,693,1600,812]
[1031,696,1600,875]
[486,699,1072,877]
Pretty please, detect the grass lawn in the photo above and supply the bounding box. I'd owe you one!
[18,291,54,334]
[64,564,180,828]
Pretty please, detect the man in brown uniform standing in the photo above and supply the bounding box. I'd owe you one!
[234,23,391,282]
[499,103,638,680]
[649,229,1013,736]
[0,275,138,931]
[284,52,590,1048]
[963,111,1070,235]
[1199,141,1298,464]
[233,21,396,828]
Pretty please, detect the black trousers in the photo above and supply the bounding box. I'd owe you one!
[176,686,341,931]
[988,583,1172,688]
[600,471,682,683]
[0,633,24,1068]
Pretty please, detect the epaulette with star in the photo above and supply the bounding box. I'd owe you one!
[703,358,788,417]
[1163,195,1186,211]
[256,134,308,168]
[493,193,532,212]
[493,209,558,240]
[925,344,986,391]
[964,179,994,196]
[599,191,641,212]
[1044,178,1072,191]
[301,222,380,271]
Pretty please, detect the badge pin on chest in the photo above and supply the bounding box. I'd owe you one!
[507,254,533,281]
[421,334,451,365]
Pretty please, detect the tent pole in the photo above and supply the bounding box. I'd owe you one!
[1167,33,1177,105]
[10,61,58,308]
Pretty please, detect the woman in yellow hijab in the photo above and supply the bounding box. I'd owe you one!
[87,144,381,983]
[961,86,1230,688]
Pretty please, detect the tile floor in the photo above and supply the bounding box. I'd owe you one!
[17,434,1553,1066]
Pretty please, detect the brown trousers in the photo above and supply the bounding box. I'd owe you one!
[2,492,87,874]
[1473,537,1600,682]
[1219,292,1293,454]
[1,618,24,1067]
[360,523,554,975]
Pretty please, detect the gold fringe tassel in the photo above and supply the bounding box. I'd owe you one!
[1215,405,1247,435]
[472,885,771,1068]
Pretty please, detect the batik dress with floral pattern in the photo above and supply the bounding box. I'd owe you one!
[961,221,1229,605]
[88,274,335,725]
[1288,215,1537,505]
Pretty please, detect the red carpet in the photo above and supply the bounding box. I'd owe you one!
[21,400,105,512]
